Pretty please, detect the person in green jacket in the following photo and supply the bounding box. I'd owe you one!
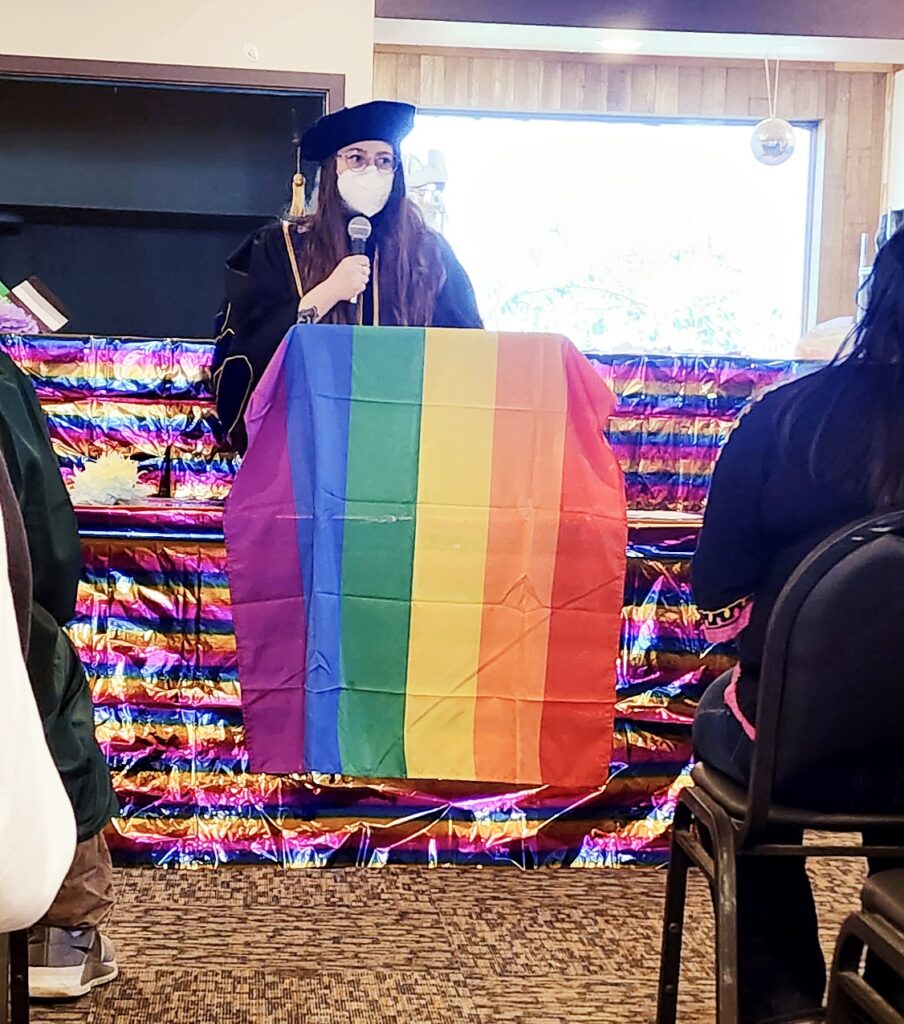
[0,352,119,999]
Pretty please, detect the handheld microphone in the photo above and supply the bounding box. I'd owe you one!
[347,216,372,306]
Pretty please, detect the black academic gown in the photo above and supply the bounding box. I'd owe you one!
[0,354,118,842]
[211,219,483,451]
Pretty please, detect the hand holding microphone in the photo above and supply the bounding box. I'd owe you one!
[328,255,371,305]
[344,216,372,306]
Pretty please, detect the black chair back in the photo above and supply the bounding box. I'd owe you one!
[747,511,904,827]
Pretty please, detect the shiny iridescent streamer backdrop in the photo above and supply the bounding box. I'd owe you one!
[0,334,813,866]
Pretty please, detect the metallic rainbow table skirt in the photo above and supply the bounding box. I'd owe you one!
[1,333,809,867]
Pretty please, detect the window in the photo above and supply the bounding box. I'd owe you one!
[404,112,816,358]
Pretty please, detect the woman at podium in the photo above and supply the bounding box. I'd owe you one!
[212,100,483,451]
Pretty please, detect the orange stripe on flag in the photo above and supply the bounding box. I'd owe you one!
[474,334,569,785]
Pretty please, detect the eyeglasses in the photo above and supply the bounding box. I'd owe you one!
[338,149,398,174]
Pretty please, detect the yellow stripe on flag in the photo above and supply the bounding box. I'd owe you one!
[404,328,499,779]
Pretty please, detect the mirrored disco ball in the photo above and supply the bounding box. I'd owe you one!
[751,117,796,166]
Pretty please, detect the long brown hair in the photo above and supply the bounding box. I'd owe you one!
[295,155,445,325]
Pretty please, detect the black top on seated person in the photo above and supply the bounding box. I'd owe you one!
[211,100,483,452]
[693,229,904,748]
[690,231,904,1024]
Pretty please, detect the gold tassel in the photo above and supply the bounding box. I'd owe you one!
[289,172,306,218]
[289,143,306,218]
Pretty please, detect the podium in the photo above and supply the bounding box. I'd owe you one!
[225,325,627,788]
[0,333,812,865]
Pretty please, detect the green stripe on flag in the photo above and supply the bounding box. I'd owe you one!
[338,327,425,776]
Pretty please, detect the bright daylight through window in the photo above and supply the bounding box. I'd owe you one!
[404,112,815,358]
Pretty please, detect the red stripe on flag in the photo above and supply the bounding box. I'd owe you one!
[540,343,627,788]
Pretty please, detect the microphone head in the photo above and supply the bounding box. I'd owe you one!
[347,216,372,243]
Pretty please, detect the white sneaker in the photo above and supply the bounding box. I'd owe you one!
[28,926,119,1000]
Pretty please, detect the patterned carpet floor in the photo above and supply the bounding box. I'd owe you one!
[31,848,867,1024]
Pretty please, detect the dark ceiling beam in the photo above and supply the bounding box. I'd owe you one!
[375,1,904,41]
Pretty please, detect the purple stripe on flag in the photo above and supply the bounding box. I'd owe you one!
[224,340,307,773]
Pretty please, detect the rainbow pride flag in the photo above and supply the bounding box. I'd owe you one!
[225,326,627,787]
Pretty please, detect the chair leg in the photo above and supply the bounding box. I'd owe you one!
[711,825,740,1024]
[656,801,694,1024]
[1,934,9,1024]
[8,932,28,1024]
[826,913,904,1024]
[826,914,865,1024]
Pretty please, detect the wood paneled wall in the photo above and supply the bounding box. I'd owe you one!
[375,47,892,323]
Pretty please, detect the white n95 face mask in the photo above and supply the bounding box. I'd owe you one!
[337,167,394,217]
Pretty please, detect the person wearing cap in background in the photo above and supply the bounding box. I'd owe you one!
[211,100,483,452]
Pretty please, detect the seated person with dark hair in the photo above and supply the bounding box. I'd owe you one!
[691,232,904,1024]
